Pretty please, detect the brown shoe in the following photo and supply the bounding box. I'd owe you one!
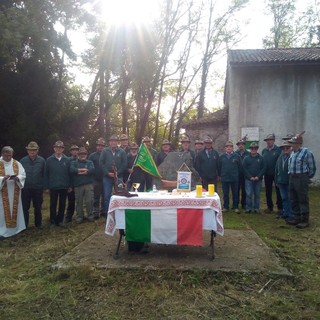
[234,208,240,214]
[264,208,273,214]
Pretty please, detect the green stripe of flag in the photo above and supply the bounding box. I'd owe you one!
[125,209,151,242]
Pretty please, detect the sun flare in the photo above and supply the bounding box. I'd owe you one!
[97,0,159,27]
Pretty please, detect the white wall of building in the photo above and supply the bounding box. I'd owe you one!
[227,66,320,184]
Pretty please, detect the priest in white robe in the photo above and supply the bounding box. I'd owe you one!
[0,146,26,238]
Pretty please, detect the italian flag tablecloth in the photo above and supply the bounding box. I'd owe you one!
[125,208,204,245]
[105,193,224,246]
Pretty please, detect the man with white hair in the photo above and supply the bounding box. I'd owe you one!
[0,146,26,238]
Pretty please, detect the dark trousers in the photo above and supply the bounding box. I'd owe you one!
[264,174,282,210]
[21,188,43,228]
[145,173,153,191]
[278,183,292,219]
[50,189,68,225]
[289,174,310,222]
[92,179,104,216]
[222,181,239,209]
[238,174,246,209]
[65,190,75,222]
[201,177,218,193]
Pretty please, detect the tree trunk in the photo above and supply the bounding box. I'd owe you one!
[99,68,105,137]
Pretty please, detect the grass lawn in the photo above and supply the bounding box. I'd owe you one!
[0,188,319,319]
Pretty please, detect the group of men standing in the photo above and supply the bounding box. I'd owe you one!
[153,131,316,231]
[216,133,316,229]
[0,130,317,239]
[0,134,161,238]
[0,139,101,238]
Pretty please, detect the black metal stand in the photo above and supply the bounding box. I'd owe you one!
[210,230,216,259]
[113,229,125,259]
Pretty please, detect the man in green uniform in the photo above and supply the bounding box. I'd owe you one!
[45,141,71,227]
[235,139,250,210]
[20,141,45,229]
[66,144,79,222]
[195,136,219,191]
[262,134,282,214]
[242,142,266,213]
[156,139,171,166]
[88,138,106,219]
[70,147,95,223]
[100,135,127,216]
[275,141,292,220]
[218,141,241,213]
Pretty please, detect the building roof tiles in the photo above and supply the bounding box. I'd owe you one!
[228,48,320,66]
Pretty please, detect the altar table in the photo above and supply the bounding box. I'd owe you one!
[105,192,223,258]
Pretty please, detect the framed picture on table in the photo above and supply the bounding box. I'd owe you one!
[177,171,191,192]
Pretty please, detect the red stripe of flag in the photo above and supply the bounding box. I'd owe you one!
[177,209,203,246]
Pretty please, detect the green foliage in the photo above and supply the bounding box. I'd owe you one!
[0,0,92,157]
[0,59,89,158]
[263,0,320,48]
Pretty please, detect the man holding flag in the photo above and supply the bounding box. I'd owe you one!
[100,135,127,217]
[121,141,161,253]
[126,143,146,192]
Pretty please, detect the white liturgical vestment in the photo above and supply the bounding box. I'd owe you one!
[0,157,26,238]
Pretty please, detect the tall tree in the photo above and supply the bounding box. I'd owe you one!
[263,0,296,48]
[197,0,248,119]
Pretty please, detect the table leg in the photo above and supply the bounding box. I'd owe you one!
[113,229,125,259]
[210,231,216,260]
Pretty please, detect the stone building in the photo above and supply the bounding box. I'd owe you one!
[182,108,228,154]
[224,48,320,184]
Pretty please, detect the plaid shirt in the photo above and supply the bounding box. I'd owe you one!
[288,147,316,178]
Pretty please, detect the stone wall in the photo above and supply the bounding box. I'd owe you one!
[184,122,228,154]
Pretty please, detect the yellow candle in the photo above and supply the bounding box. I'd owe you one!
[208,184,215,195]
[196,185,202,197]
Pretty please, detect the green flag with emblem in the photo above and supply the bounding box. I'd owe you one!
[135,143,162,178]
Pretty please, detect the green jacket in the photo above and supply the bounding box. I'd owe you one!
[235,149,250,175]
[70,159,95,187]
[99,147,127,178]
[242,153,266,180]
[262,145,281,175]
[20,155,46,189]
[45,154,71,189]
[275,153,290,184]
[195,148,220,179]
[88,151,103,181]
[218,152,241,182]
